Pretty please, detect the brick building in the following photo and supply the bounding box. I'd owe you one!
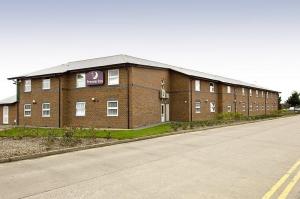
[3,55,279,128]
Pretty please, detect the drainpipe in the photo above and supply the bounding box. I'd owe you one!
[247,89,250,117]
[58,76,61,128]
[13,79,20,125]
[127,65,130,129]
[190,79,193,122]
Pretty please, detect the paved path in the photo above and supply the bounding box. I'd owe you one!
[1,116,300,199]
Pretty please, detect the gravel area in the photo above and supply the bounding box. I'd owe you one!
[0,137,115,159]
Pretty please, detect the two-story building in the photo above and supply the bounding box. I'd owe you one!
[1,55,279,128]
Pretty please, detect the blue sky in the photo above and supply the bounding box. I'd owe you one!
[0,0,299,100]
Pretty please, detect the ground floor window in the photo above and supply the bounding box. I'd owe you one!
[242,103,246,112]
[227,105,232,112]
[195,101,201,113]
[76,102,86,116]
[42,103,50,117]
[210,102,216,113]
[24,104,31,117]
[107,101,118,116]
[256,105,259,111]
[250,104,253,112]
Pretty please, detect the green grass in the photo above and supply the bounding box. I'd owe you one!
[0,123,173,140]
[0,110,298,140]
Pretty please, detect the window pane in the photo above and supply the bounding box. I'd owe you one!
[76,73,86,88]
[108,69,119,85]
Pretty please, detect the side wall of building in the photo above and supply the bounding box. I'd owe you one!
[0,103,17,125]
[129,66,170,128]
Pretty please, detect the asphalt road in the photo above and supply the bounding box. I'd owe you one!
[1,116,300,199]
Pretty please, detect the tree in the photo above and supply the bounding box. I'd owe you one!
[286,91,300,111]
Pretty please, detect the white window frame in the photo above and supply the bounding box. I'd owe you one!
[76,102,86,117]
[42,78,51,90]
[261,91,264,98]
[256,90,259,97]
[108,69,119,85]
[262,105,265,111]
[227,105,232,112]
[42,103,51,117]
[195,101,201,113]
[24,104,32,117]
[249,89,252,97]
[195,80,201,91]
[210,101,216,113]
[242,103,246,112]
[266,92,269,98]
[209,82,215,93]
[250,104,253,112]
[24,79,31,92]
[227,86,231,94]
[256,105,259,111]
[76,73,86,88]
[107,100,118,116]
[242,88,245,96]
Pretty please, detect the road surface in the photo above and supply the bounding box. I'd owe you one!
[0,115,300,199]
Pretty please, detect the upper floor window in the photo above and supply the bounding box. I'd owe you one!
[42,103,51,117]
[242,88,245,96]
[249,89,252,97]
[24,104,31,117]
[24,79,31,92]
[227,86,231,94]
[108,69,119,85]
[210,101,216,112]
[76,73,86,88]
[266,92,269,98]
[42,79,51,90]
[256,90,259,97]
[195,80,201,91]
[209,82,215,93]
[261,91,264,98]
[107,100,118,116]
[195,101,201,113]
[76,102,86,117]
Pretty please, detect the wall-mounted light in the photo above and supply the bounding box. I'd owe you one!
[32,100,37,104]
[184,100,187,103]
[205,99,209,103]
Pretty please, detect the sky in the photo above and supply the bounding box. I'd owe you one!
[0,0,299,101]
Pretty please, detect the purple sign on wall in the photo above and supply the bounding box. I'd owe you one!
[86,71,104,86]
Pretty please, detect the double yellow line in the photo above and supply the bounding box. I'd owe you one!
[262,159,300,199]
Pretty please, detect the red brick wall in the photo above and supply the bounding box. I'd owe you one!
[192,79,219,121]
[0,103,17,125]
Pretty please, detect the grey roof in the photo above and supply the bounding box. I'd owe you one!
[9,54,278,92]
[0,95,17,105]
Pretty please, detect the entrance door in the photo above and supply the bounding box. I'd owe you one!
[166,104,170,122]
[161,104,165,122]
[3,106,9,124]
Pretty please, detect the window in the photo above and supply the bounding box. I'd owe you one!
[227,105,232,112]
[262,105,265,111]
[242,103,246,112]
[76,73,86,88]
[242,88,245,96]
[210,102,216,113]
[227,86,231,94]
[261,91,264,98]
[250,104,253,112]
[256,90,259,97]
[267,105,269,110]
[195,80,201,91]
[42,79,51,90]
[195,101,201,113]
[107,101,118,116]
[24,79,31,92]
[42,103,50,117]
[209,82,215,93]
[256,105,259,111]
[249,89,252,97]
[24,104,31,117]
[108,69,119,85]
[76,102,86,116]
[266,92,269,98]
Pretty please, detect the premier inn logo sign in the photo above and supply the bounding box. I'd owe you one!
[86,71,104,86]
